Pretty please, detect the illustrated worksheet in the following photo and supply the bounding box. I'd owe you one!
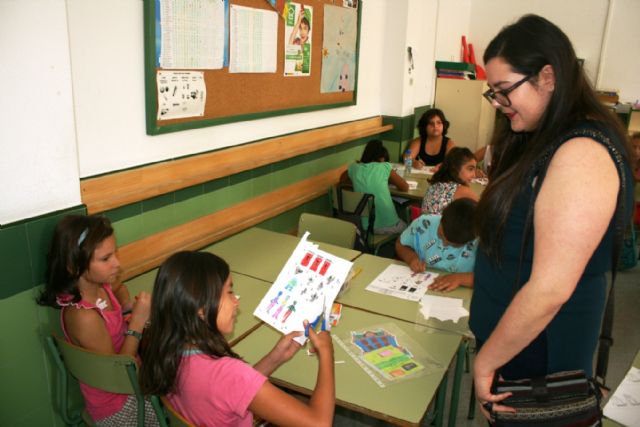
[365,264,437,302]
[254,233,353,338]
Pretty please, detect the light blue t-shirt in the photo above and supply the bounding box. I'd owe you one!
[399,214,477,272]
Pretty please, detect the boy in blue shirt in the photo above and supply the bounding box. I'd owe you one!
[396,198,477,292]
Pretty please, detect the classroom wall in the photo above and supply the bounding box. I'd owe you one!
[0,0,81,225]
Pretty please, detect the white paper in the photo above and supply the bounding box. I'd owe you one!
[159,0,226,69]
[156,71,206,120]
[419,294,469,323]
[254,233,353,343]
[390,180,417,190]
[365,264,437,302]
[229,5,277,73]
[472,177,489,186]
[604,366,640,427]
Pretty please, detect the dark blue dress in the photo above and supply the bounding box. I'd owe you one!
[469,122,634,379]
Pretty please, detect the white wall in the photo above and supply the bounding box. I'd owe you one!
[597,0,640,103]
[67,0,388,178]
[434,0,471,63]
[0,0,80,225]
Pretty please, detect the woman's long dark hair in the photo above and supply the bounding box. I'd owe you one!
[360,139,389,163]
[37,215,114,308]
[139,251,239,395]
[429,147,475,185]
[416,108,450,149]
[476,14,629,261]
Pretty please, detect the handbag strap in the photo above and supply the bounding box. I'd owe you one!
[514,127,627,386]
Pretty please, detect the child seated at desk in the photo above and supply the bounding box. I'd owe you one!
[396,198,477,292]
[139,251,335,427]
[422,147,479,215]
[341,139,409,234]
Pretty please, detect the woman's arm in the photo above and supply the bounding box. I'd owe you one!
[453,185,479,202]
[407,138,425,169]
[389,169,409,191]
[395,238,426,272]
[250,327,334,427]
[474,137,619,415]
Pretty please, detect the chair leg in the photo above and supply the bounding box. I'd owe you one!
[467,379,476,420]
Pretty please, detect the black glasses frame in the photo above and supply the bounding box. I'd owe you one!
[483,75,532,107]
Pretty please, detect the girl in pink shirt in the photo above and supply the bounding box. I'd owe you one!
[38,215,158,426]
[140,251,335,427]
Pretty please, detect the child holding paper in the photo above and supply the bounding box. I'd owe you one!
[140,251,335,427]
[396,198,478,292]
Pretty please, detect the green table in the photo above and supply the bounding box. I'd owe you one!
[390,168,486,202]
[125,270,269,345]
[339,254,473,337]
[233,305,462,427]
[205,227,361,283]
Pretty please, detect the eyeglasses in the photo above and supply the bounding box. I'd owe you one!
[483,75,532,107]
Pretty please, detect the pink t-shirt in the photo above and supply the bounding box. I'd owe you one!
[168,353,267,427]
[60,284,128,421]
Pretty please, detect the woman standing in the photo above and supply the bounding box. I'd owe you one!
[407,108,456,168]
[469,15,634,419]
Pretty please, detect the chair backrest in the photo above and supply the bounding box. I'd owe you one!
[52,334,139,394]
[331,185,375,251]
[409,205,422,222]
[297,213,357,249]
[161,396,196,427]
[46,335,160,427]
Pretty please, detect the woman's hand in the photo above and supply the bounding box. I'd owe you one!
[428,272,472,292]
[413,158,425,170]
[305,320,333,360]
[408,257,426,273]
[269,331,303,366]
[129,292,151,330]
[474,354,515,421]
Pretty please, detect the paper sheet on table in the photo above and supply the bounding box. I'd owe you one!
[419,294,468,323]
[253,232,353,344]
[365,264,437,302]
[229,5,277,73]
[389,180,417,190]
[603,366,640,427]
[472,177,489,186]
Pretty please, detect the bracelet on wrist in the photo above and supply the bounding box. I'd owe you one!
[124,329,143,340]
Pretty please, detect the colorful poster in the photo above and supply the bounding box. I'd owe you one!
[320,5,357,92]
[253,233,353,342]
[283,2,312,76]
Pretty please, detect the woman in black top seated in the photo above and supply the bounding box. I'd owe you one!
[407,108,456,169]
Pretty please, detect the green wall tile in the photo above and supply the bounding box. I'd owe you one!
[103,202,142,223]
[175,184,204,202]
[203,176,229,193]
[112,215,146,246]
[142,193,174,212]
[141,204,176,236]
[25,207,84,287]
[251,166,272,196]
[0,224,32,300]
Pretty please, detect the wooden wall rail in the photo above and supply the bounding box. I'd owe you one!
[82,116,392,214]
[117,165,345,281]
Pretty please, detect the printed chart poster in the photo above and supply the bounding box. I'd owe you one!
[157,0,227,69]
[156,71,206,120]
[229,5,278,73]
[283,2,312,76]
[320,5,357,92]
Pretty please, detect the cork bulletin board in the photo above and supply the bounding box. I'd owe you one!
[144,0,362,135]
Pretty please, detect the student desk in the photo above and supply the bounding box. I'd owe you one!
[339,254,472,337]
[125,270,269,345]
[338,253,473,427]
[233,305,463,427]
[205,227,361,283]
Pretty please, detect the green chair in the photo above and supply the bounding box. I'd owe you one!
[160,396,195,427]
[297,212,357,249]
[331,185,399,255]
[46,334,167,427]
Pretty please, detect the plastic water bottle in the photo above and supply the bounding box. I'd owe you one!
[403,150,413,175]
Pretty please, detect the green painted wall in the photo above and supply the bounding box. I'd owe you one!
[0,115,416,425]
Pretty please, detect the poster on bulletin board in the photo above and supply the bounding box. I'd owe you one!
[144,0,362,135]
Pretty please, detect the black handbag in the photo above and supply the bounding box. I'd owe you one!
[491,370,602,426]
[488,127,630,427]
